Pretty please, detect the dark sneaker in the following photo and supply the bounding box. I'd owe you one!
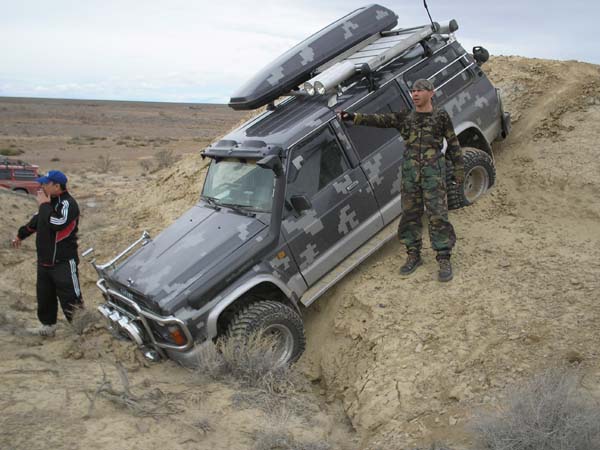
[400,253,422,275]
[438,258,453,282]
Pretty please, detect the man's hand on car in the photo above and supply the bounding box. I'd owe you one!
[337,110,355,122]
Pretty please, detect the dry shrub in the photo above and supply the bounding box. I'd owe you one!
[94,154,117,173]
[0,147,24,156]
[193,341,226,378]
[139,158,153,174]
[194,333,298,393]
[68,307,100,336]
[470,368,600,450]
[252,429,330,450]
[85,363,183,418]
[154,149,178,170]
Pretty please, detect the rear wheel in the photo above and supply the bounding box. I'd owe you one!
[13,188,28,195]
[227,300,306,366]
[447,147,495,209]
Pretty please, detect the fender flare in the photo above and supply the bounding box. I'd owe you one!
[455,121,493,156]
[205,274,296,338]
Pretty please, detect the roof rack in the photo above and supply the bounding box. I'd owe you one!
[302,19,458,96]
[0,157,36,167]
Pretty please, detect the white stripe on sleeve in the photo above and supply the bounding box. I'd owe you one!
[50,200,69,225]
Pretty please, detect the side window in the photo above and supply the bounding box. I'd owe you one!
[405,45,472,102]
[405,46,461,88]
[435,66,473,101]
[0,169,11,180]
[288,125,349,199]
[14,169,36,180]
[345,83,405,160]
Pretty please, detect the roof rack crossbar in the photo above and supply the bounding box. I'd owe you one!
[302,19,459,96]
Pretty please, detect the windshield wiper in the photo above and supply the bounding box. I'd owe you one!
[219,202,257,217]
[201,195,221,210]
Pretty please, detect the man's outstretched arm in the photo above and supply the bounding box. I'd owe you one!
[338,110,408,129]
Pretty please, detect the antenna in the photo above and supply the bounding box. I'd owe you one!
[423,0,435,28]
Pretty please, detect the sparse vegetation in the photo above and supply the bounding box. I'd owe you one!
[194,333,299,393]
[470,368,600,450]
[252,429,331,450]
[67,136,106,145]
[139,158,153,174]
[94,154,117,173]
[85,363,183,418]
[0,147,24,156]
[68,307,100,336]
[50,157,60,162]
[154,148,178,170]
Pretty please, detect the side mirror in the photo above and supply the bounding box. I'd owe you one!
[290,194,312,213]
[257,154,283,177]
[473,46,489,66]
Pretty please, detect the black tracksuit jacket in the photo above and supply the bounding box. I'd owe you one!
[17,191,80,266]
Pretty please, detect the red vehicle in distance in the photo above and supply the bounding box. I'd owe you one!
[0,158,40,195]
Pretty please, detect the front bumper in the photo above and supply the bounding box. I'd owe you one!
[96,278,194,359]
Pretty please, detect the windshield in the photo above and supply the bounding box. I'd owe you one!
[201,158,275,212]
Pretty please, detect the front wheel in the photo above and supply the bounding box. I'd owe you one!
[227,300,306,366]
[447,147,495,209]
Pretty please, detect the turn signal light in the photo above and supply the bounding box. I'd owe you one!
[168,326,187,346]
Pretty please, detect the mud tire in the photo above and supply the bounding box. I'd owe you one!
[447,147,495,209]
[227,300,306,365]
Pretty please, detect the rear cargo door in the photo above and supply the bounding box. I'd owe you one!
[282,123,382,286]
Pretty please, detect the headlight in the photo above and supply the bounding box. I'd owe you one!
[314,81,326,95]
[303,82,315,96]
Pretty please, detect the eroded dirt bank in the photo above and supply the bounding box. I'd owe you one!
[301,57,600,448]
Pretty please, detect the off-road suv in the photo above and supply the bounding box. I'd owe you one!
[87,4,510,366]
[0,158,40,195]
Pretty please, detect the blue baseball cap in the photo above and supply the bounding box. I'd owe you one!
[37,170,68,185]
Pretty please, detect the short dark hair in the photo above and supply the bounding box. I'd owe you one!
[59,183,67,190]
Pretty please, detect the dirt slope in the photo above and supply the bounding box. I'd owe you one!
[1,56,599,450]
[301,56,600,448]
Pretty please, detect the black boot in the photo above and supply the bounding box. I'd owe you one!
[438,257,453,282]
[400,252,422,275]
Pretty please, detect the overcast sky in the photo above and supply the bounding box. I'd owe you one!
[1,0,597,104]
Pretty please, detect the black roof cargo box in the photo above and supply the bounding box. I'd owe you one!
[228,4,397,111]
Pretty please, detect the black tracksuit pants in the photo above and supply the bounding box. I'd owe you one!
[37,259,83,325]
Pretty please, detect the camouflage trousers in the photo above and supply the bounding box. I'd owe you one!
[398,160,456,258]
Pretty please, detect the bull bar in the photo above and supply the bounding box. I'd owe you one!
[95,281,194,358]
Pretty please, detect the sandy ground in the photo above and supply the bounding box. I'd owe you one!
[1,56,599,450]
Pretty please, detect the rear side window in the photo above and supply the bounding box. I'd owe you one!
[0,169,11,180]
[404,45,472,101]
[14,169,36,180]
[345,83,406,160]
[288,125,349,199]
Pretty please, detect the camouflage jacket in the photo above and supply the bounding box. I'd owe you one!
[353,108,464,181]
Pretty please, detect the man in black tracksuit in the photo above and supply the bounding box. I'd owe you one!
[12,170,83,336]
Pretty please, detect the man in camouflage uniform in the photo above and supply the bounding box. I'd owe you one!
[339,79,464,281]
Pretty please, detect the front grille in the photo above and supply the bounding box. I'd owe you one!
[108,295,138,318]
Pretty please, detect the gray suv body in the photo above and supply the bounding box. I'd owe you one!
[88,4,510,366]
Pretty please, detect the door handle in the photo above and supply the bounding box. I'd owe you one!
[346,180,359,192]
